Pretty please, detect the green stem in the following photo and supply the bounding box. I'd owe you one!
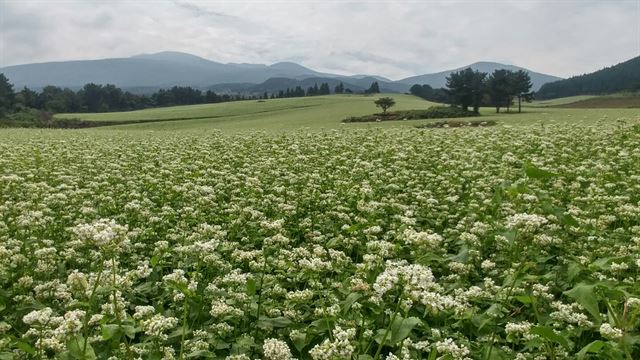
[81,265,104,357]
[373,292,402,360]
[484,264,526,360]
[178,299,189,360]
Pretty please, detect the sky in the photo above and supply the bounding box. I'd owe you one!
[1,0,639,80]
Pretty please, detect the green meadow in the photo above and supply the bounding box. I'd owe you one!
[51,94,640,132]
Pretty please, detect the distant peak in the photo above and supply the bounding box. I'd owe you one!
[132,51,220,65]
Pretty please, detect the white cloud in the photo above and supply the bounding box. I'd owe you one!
[1,0,638,79]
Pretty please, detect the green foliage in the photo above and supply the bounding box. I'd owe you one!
[365,81,380,94]
[537,56,640,99]
[343,105,477,122]
[373,97,396,113]
[409,84,451,103]
[445,68,486,112]
[0,73,15,117]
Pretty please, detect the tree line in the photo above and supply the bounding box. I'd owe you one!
[0,73,383,117]
[536,56,640,99]
[411,68,533,113]
[0,75,259,115]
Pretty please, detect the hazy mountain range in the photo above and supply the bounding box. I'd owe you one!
[0,51,562,94]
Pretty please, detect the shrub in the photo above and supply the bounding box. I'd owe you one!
[342,106,477,123]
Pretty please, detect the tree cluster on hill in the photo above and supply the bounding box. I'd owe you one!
[364,81,381,94]
[0,74,262,115]
[445,68,533,113]
[1,74,377,118]
[536,56,640,99]
[411,69,533,113]
[409,84,451,104]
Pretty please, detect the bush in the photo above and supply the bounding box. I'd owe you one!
[342,106,477,123]
[415,119,497,129]
[0,108,118,128]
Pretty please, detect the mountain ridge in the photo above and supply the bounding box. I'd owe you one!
[1,51,563,93]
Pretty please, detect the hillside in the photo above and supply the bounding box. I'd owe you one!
[536,56,640,99]
[0,51,331,90]
[54,94,437,131]
[397,61,562,91]
[1,52,561,95]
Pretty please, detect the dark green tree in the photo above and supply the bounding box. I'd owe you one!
[319,83,330,95]
[486,69,512,113]
[0,73,15,116]
[445,68,486,112]
[15,86,39,109]
[374,97,395,114]
[334,82,344,93]
[365,81,380,94]
[512,70,533,113]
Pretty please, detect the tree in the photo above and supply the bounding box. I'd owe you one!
[410,84,451,104]
[334,82,344,94]
[365,82,380,94]
[374,97,395,114]
[511,70,533,113]
[0,73,15,116]
[319,83,330,95]
[486,69,512,113]
[15,87,39,109]
[445,68,486,112]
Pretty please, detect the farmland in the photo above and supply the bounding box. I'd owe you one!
[1,103,639,359]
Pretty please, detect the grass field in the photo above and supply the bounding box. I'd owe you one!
[51,94,640,132]
[54,94,437,130]
[528,95,597,107]
[530,93,640,109]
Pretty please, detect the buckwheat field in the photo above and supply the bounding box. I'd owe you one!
[1,121,639,359]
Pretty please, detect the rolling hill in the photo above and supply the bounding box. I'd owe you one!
[536,56,640,99]
[0,51,334,91]
[1,52,562,95]
[397,61,562,91]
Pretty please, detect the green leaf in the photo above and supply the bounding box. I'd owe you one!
[564,283,600,320]
[16,342,36,355]
[187,350,213,358]
[390,316,421,344]
[515,295,534,304]
[101,324,121,341]
[530,326,570,348]
[122,324,137,339]
[150,256,159,267]
[342,292,363,314]
[66,336,97,360]
[246,278,256,296]
[290,330,308,352]
[427,347,438,360]
[577,340,605,359]
[567,262,583,282]
[257,316,292,329]
[524,163,557,179]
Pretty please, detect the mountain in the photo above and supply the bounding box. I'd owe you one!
[397,61,562,91]
[0,51,329,90]
[536,56,640,99]
[1,52,561,94]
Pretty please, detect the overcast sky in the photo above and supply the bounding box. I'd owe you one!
[1,0,638,80]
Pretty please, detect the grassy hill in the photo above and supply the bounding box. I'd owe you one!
[56,94,438,130]
[536,56,640,99]
[49,93,639,132]
[529,93,640,108]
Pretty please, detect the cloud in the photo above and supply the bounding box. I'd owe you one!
[1,0,638,79]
